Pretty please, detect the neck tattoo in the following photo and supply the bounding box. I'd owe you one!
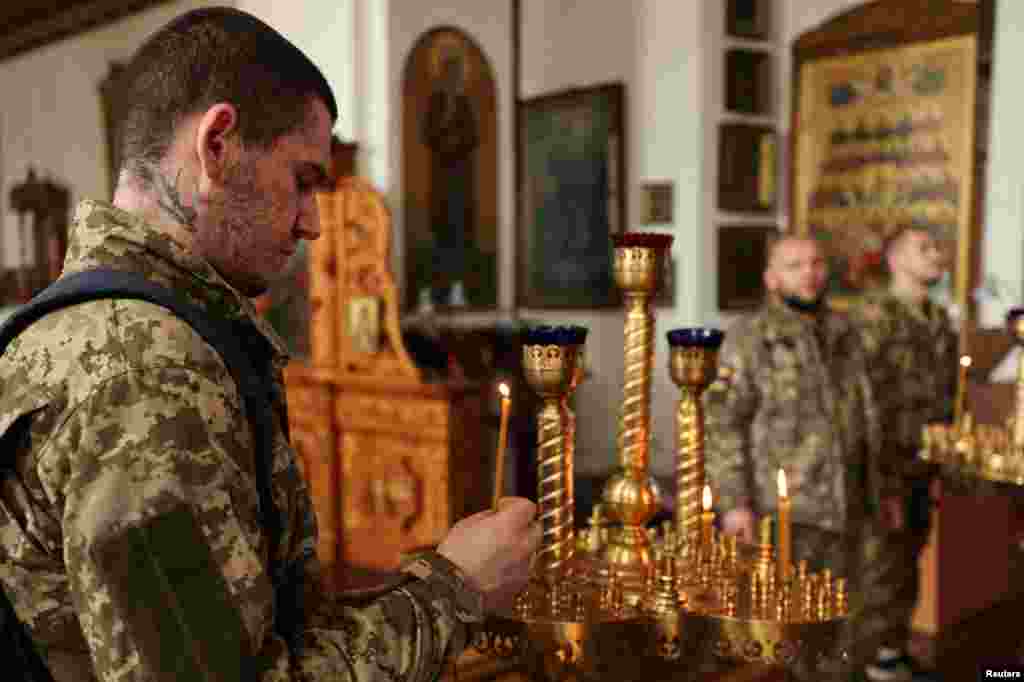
[156,169,198,230]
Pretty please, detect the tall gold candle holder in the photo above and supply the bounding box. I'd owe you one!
[667,327,725,559]
[524,325,588,579]
[602,232,674,574]
[474,326,658,682]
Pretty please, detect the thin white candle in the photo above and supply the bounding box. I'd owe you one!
[493,382,511,511]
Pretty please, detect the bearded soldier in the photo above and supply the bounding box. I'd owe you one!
[850,226,955,682]
[705,234,880,594]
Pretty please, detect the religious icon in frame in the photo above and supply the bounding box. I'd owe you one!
[792,34,978,312]
[517,82,626,308]
[347,295,381,355]
[402,27,498,311]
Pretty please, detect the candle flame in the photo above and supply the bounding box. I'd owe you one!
[499,382,510,398]
[960,355,972,368]
[702,484,712,511]
[778,468,788,498]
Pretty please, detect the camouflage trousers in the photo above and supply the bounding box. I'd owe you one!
[848,477,932,662]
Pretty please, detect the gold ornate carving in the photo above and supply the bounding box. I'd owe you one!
[284,149,485,586]
[334,393,450,441]
[316,176,419,379]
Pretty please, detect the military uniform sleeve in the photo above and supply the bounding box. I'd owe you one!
[54,365,473,682]
[703,330,761,514]
[301,551,480,682]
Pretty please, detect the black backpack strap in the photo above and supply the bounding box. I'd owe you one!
[0,268,294,670]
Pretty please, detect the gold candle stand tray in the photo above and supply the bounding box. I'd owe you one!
[474,612,660,682]
[920,420,1024,489]
[674,611,846,669]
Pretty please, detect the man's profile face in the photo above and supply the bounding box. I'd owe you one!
[764,238,829,304]
[891,229,946,287]
[197,97,333,297]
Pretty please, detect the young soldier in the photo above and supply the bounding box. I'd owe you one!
[851,225,955,682]
[0,8,539,681]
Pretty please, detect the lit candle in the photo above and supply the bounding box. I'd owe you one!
[777,468,791,582]
[701,484,715,549]
[954,355,972,426]
[493,382,511,511]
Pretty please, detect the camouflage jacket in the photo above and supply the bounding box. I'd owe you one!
[0,200,480,682]
[850,291,957,492]
[704,302,881,532]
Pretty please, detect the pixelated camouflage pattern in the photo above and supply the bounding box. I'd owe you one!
[0,200,478,681]
[703,302,881,534]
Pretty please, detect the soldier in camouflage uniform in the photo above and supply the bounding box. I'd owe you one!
[0,8,540,682]
[849,226,955,682]
[705,234,880,600]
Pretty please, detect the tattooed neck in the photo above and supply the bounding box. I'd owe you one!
[155,169,198,230]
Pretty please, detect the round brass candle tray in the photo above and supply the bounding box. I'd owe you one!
[920,416,1024,488]
[471,239,850,679]
[471,324,662,681]
[474,577,659,682]
[575,517,849,671]
[919,307,1024,489]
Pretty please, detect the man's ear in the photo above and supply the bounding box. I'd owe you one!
[763,268,776,293]
[194,103,240,185]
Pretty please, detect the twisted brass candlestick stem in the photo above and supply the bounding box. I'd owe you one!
[536,398,574,575]
[560,345,585,542]
[668,329,724,559]
[523,328,587,580]
[620,293,655,475]
[602,235,673,570]
[676,386,703,549]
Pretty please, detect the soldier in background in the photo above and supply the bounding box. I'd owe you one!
[706,235,879,572]
[705,236,881,681]
[849,225,955,682]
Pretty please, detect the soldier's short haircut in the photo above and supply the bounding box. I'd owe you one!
[764,232,822,269]
[883,225,931,256]
[117,6,337,185]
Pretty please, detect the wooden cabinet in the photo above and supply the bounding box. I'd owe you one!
[282,166,486,592]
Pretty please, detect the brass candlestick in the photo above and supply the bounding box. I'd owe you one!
[602,232,674,571]
[523,325,587,578]
[667,327,724,559]
[474,326,658,682]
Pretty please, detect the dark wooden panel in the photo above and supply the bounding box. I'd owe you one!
[0,0,175,62]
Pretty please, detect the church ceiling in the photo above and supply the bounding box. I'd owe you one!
[0,0,173,62]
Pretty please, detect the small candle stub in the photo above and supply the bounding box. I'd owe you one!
[701,485,715,549]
